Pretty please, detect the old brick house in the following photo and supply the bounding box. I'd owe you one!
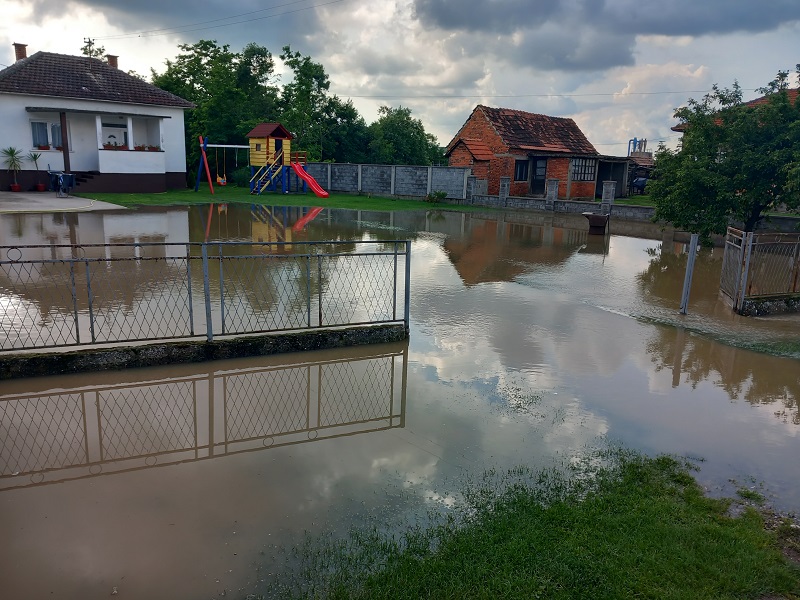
[446,105,626,200]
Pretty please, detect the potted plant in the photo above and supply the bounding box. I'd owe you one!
[37,144,50,150]
[26,151,46,191]
[2,146,23,191]
[134,144,147,151]
[147,144,161,152]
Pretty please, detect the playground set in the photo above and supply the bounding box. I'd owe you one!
[194,122,329,198]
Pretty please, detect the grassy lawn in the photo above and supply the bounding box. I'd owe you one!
[266,452,800,599]
[75,186,479,211]
[77,186,663,211]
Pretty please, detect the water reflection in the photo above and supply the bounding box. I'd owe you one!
[0,345,407,490]
[646,325,799,424]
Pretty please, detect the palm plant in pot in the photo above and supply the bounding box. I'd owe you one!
[2,146,23,191]
[26,151,46,191]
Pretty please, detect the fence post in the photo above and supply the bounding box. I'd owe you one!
[679,234,699,314]
[85,259,97,343]
[404,240,411,332]
[201,244,213,341]
[737,232,754,312]
[186,244,195,336]
[69,262,81,344]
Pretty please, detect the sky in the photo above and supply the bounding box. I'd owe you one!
[2,0,799,156]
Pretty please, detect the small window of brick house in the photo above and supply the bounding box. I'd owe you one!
[514,160,529,182]
[572,158,596,181]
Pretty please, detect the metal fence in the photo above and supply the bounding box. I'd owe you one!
[0,347,407,490]
[720,227,800,312]
[0,240,411,351]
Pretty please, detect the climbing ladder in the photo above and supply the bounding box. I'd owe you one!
[250,151,284,195]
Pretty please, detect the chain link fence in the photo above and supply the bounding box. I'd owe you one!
[0,241,411,351]
[0,347,407,490]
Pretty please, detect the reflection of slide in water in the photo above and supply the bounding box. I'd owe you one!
[291,163,329,198]
[0,346,407,491]
[292,207,324,232]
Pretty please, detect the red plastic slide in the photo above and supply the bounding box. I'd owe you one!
[290,163,329,198]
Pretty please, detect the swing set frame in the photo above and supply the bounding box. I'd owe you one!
[194,136,250,194]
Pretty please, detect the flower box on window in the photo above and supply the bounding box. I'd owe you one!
[37,144,50,150]
[134,145,147,151]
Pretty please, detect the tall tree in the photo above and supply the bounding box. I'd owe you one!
[151,40,279,179]
[368,106,442,165]
[320,96,371,163]
[651,66,800,242]
[278,45,331,160]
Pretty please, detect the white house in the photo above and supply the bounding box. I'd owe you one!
[0,43,194,192]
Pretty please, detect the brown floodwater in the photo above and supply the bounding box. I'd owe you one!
[1,204,799,599]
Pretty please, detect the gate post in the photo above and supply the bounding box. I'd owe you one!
[201,244,213,341]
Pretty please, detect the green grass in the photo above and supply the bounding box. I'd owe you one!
[75,186,481,212]
[264,452,799,599]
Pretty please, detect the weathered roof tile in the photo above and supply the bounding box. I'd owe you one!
[479,105,597,155]
[0,51,194,108]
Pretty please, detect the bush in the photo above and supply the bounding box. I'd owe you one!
[229,166,252,188]
[424,190,448,203]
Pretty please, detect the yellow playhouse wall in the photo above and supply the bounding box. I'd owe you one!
[249,138,292,167]
[249,139,268,166]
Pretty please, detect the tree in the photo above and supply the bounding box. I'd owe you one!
[367,105,442,165]
[278,46,331,160]
[80,38,105,59]
[320,96,370,163]
[651,66,800,242]
[151,40,279,180]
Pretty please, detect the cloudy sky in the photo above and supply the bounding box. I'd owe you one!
[3,0,799,155]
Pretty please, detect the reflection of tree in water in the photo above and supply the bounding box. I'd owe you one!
[646,325,799,424]
[637,244,724,308]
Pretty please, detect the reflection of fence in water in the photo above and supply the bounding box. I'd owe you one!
[0,240,411,351]
[0,349,406,491]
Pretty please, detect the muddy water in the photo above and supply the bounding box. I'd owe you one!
[1,205,799,599]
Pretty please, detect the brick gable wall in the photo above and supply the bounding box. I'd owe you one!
[447,109,511,194]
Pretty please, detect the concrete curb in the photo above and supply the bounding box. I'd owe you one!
[0,324,409,380]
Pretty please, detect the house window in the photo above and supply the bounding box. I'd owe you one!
[30,120,71,149]
[572,158,596,181]
[514,160,529,182]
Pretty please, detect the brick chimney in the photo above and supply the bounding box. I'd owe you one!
[13,43,27,61]
[106,54,118,69]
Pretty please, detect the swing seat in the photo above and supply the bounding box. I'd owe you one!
[216,175,227,186]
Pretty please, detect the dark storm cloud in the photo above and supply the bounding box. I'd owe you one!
[415,0,800,71]
[414,0,800,37]
[35,0,320,56]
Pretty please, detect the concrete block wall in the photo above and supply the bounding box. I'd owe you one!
[361,165,392,195]
[303,163,470,199]
[393,166,428,196]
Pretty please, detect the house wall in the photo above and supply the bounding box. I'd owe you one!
[446,110,509,195]
[0,93,187,191]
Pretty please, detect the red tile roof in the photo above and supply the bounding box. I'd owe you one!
[478,105,597,155]
[745,87,798,107]
[0,51,194,108]
[454,138,494,161]
[672,88,798,131]
[246,122,293,139]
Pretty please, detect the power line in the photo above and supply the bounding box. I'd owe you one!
[95,0,344,40]
[339,89,759,100]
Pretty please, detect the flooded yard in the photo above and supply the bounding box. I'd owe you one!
[1,204,799,599]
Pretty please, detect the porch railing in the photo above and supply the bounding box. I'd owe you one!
[0,240,411,351]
